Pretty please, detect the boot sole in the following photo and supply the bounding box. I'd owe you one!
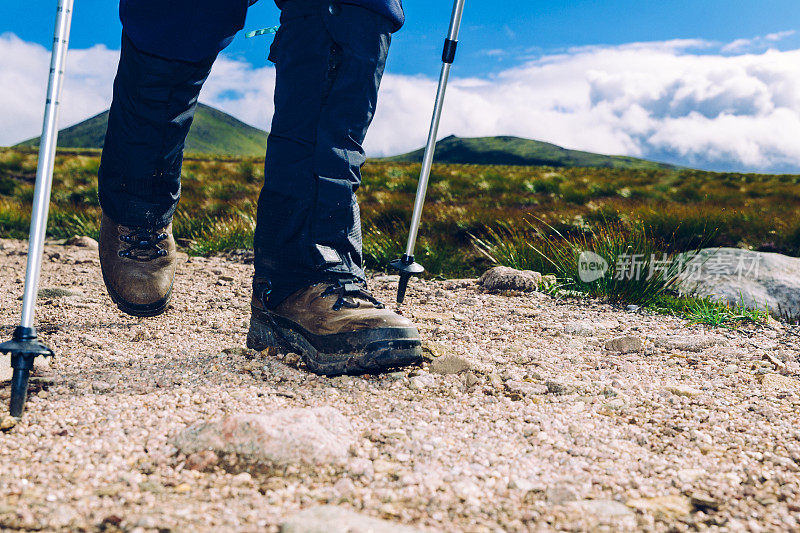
[101,270,173,318]
[246,306,422,376]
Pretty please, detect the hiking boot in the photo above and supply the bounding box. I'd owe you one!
[98,213,177,317]
[247,279,423,375]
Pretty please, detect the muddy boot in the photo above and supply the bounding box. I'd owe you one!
[98,213,177,317]
[247,279,423,375]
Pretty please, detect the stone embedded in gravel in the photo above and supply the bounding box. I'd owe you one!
[174,407,355,473]
[0,415,16,431]
[564,500,636,528]
[185,450,219,471]
[654,334,727,352]
[408,373,436,390]
[280,505,421,533]
[429,352,472,375]
[65,235,98,249]
[563,321,597,336]
[91,380,113,394]
[760,373,800,393]
[506,380,548,396]
[605,335,644,353]
[545,380,574,395]
[626,495,693,520]
[665,385,703,397]
[545,484,580,504]
[478,266,542,292]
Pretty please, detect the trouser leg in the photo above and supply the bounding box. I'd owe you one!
[98,0,248,228]
[254,0,392,307]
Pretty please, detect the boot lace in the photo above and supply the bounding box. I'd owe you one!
[320,280,385,311]
[118,227,169,261]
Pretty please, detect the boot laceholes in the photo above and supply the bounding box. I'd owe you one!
[118,228,169,261]
[321,281,386,311]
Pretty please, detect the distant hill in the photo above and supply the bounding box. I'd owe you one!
[16,103,268,157]
[384,135,675,170]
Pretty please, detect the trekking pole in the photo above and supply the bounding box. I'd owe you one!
[0,0,74,418]
[390,0,466,304]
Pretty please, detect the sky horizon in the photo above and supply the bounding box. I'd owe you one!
[3,1,800,172]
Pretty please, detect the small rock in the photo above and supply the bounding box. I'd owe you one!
[604,335,644,354]
[346,458,374,480]
[409,373,436,390]
[174,407,355,473]
[464,372,480,388]
[626,495,693,520]
[564,500,636,528]
[760,373,800,393]
[66,235,99,249]
[690,492,720,511]
[91,381,113,394]
[655,334,727,352]
[676,468,706,484]
[185,450,219,471]
[601,397,627,413]
[429,353,472,375]
[174,483,191,494]
[546,484,580,504]
[0,415,16,431]
[665,385,702,397]
[545,380,573,395]
[722,364,739,376]
[626,305,640,312]
[506,380,548,396]
[564,321,596,336]
[332,477,356,499]
[478,266,541,292]
[280,505,421,532]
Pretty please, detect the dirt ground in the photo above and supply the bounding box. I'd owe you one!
[1,238,800,532]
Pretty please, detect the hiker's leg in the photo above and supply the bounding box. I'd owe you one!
[98,0,249,228]
[253,0,392,307]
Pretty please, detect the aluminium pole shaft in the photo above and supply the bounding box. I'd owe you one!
[403,0,465,257]
[390,0,466,304]
[20,0,74,328]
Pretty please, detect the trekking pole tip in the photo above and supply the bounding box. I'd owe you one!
[389,255,425,305]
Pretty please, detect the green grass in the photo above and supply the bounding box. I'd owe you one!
[0,146,793,327]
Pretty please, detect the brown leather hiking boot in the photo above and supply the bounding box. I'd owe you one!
[247,279,423,375]
[98,213,177,317]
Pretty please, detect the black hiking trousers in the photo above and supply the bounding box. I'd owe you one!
[98,0,393,307]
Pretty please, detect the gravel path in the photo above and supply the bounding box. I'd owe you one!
[1,238,800,532]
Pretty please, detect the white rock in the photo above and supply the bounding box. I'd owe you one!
[174,407,355,473]
[280,506,421,533]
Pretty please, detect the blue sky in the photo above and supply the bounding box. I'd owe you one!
[6,0,800,77]
[3,1,800,171]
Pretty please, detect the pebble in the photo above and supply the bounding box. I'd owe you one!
[665,384,703,397]
[0,415,16,431]
[173,407,355,473]
[281,505,421,532]
[408,373,436,390]
[605,335,644,353]
[626,495,693,519]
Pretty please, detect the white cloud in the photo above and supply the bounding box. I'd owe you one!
[3,32,800,172]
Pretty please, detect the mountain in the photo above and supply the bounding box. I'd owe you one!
[384,135,675,170]
[16,103,268,157]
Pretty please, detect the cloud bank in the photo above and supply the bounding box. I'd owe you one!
[2,32,800,172]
